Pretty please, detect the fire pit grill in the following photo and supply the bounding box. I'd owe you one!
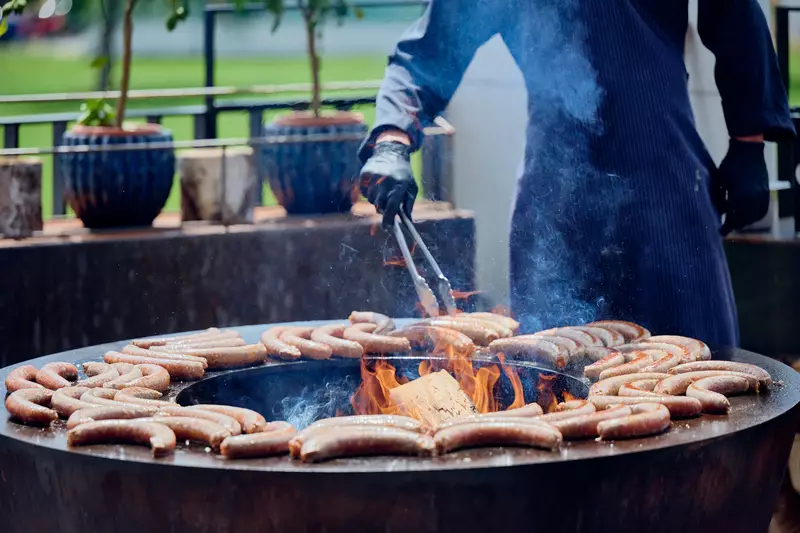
[1,320,799,533]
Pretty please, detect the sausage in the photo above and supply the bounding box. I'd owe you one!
[653,370,759,395]
[348,311,396,335]
[589,372,671,396]
[260,327,303,361]
[80,388,160,413]
[310,324,364,359]
[102,367,144,389]
[306,414,426,434]
[116,364,170,393]
[534,327,610,360]
[434,419,562,453]
[152,344,267,370]
[83,362,112,376]
[155,334,246,350]
[103,351,205,381]
[549,405,632,439]
[5,365,46,393]
[555,399,597,412]
[131,327,221,348]
[185,404,268,434]
[566,326,625,347]
[50,386,93,417]
[114,388,173,407]
[536,401,597,422]
[525,335,580,357]
[643,335,711,362]
[435,415,556,433]
[667,361,771,387]
[597,403,670,439]
[389,325,475,356]
[156,405,242,436]
[639,349,683,373]
[618,379,661,397]
[342,323,412,354]
[584,353,626,380]
[421,318,499,346]
[588,395,703,418]
[279,327,334,360]
[467,312,521,335]
[5,389,57,425]
[66,405,158,429]
[220,422,297,458]
[149,416,231,449]
[110,362,137,374]
[499,402,544,417]
[587,320,651,343]
[615,342,691,364]
[488,337,570,369]
[597,352,655,380]
[78,366,120,388]
[67,420,176,457]
[299,426,436,462]
[120,345,208,368]
[686,375,751,414]
[35,362,78,390]
[450,315,513,339]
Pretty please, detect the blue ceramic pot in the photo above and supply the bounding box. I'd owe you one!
[260,112,367,215]
[60,124,175,229]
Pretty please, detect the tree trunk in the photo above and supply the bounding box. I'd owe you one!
[304,15,322,117]
[115,0,137,128]
[96,0,121,91]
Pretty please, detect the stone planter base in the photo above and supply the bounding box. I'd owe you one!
[0,157,43,239]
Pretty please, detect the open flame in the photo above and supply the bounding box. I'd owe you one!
[536,373,559,413]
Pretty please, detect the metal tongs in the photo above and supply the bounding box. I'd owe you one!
[392,211,458,317]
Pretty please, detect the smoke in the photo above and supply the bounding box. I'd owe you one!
[279,374,357,430]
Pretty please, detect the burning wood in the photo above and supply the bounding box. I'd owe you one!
[389,370,477,428]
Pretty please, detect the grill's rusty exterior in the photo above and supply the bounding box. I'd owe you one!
[1,321,799,533]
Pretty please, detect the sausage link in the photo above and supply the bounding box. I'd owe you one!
[67,420,176,457]
[342,323,412,354]
[421,318,498,346]
[567,326,625,347]
[450,315,513,339]
[555,399,596,412]
[185,404,268,434]
[348,311,396,335]
[653,370,759,395]
[5,365,46,393]
[152,344,267,370]
[260,327,303,361]
[80,388,160,413]
[307,414,425,433]
[526,335,580,357]
[5,389,57,425]
[102,367,144,389]
[149,416,231,449]
[131,327,221,349]
[686,375,751,414]
[120,345,208,368]
[220,422,297,458]
[310,324,364,359]
[536,402,597,423]
[435,415,556,433]
[643,335,711,362]
[110,362,136,374]
[597,403,671,439]
[468,312,521,335]
[618,379,661,397]
[639,349,683,373]
[79,367,120,388]
[499,402,544,417]
[597,352,655,380]
[103,351,205,381]
[434,420,562,453]
[534,328,608,361]
[586,320,651,343]
[589,372,671,396]
[300,426,436,463]
[667,361,771,387]
[549,405,632,439]
[83,362,112,377]
[488,337,569,369]
[155,335,246,350]
[279,327,334,360]
[35,362,78,390]
[117,364,170,393]
[114,388,173,407]
[584,353,625,380]
[588,395,703,418]
[157,405,241,436]
[389,325,475,356]
[50,386,93,417]
[67,405,158,429]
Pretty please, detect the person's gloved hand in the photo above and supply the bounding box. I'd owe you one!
[712,139,770,236]
[359,141,418,229]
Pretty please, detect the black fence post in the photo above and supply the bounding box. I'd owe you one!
[202,7,218,140]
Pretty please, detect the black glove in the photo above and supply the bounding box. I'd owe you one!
[359,141,418,229]
[712,139,770,236]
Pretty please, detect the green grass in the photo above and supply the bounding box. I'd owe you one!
[0,49,420,219]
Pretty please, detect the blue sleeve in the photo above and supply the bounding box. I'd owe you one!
[358,0,503,161]
[697,0,795,142]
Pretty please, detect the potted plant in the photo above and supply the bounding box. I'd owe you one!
[2,0,189,228]
[240,0,367,215]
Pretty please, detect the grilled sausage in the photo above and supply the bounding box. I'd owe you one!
[153,334,246,350]
[587,320,651,343]
[306,414,426,433]
[584,353,626,380]
[79,366,120,388]
[588,395,703,418]
[499,402,544,417]
[450,315,513,339]
[639,349,683,373]
[120,345,208,368]
[686,375,751,414]
[50,386,93,417]
[5,388,57,425]
[589,372,671,396]
[103,351,205,381]
[643,335,711,362]
[468,312,521,335]
[152,344,267,370]
[597,403,670,439]
[82,362,112,377]
[549,405,632,439]
[280,327,334,360]
[260,326,303,361]
[149,416,231,449]
[101,366,143,389]
[343,323,412,354]
[421,318,499,346]
[528,335,580,358]
[114,387,172,407]
[131,327,221,349]
[110,362,136,374]
[567,326,625,347]
[653,370,759,395]
[5,365,46,393]
[35,362,78,390]
[185,404,268,434]
[618,379,660,397]
[434,419,562,453]
[67,420,176,457]
[310,324,364,359]
[156,405,242,436]
[348,311,396,335]
[389,325,475,355]
[667,361,771,387]
[116,364,170,393]
[435,415,556,434]
[299,426,436,462]
[220,422,297,458]
[80,388,160,413]
[488,337,570,368]
[597,352,655,380]
[66,405,159,429]
[533,328,609,360]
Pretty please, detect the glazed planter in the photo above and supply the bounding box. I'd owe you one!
[260,111,367,215]
[59,123,175,229]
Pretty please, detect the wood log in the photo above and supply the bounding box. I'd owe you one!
[389,369,476,428]
[179,147,257,225]
[0,157,42,239]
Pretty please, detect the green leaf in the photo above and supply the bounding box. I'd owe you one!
[0,19,7,39]
[266,0,284,33]
[90,56,109,70]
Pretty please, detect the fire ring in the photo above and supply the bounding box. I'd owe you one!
[1,320,799,533]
